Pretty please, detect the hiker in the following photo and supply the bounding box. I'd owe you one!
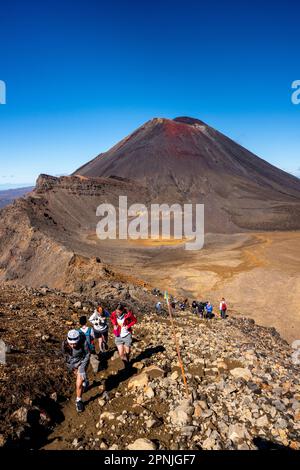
[219,297,227,319]
[79,315,96,354]
[62,329,90,413]
[152,287,160,296]
[110,303,137,369]
[197,301,205,318]
[89,304,110,355]
[155,301,162,314]
[205,301,213,319]
[192,300,198,314]
[179,298,188,311]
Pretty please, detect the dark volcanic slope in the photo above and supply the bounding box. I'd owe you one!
[74,117,300,231]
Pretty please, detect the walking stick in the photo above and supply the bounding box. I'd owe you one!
[165,292,190,399]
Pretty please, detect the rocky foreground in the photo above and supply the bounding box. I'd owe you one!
[0,283,300,450]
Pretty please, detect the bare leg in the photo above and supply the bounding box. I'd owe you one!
[98,336,104,353]
[117,343,125,360]
[76,371,84,399]
[124,345,131,363]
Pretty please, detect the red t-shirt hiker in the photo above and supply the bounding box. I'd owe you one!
[110,303,137,369]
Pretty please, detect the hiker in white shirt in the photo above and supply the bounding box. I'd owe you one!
[89,305,110,354]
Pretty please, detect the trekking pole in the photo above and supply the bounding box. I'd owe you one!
[165,294,190,399]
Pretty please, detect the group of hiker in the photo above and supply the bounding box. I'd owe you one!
[155,297,228,319]
[191,298,227,319]
[62,295,228,413]
[62,303,137,413]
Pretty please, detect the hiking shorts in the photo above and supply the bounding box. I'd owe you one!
[72,361,88,381]
[94,329,108,340]
[115,334,132,347]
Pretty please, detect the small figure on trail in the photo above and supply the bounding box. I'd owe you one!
[179,298,188,311]
[155,301,162,314]
[89,305,110,355]
[205,301,213,319]
[192,300,198,314]
[197,301,206,318]
[62,329,90,413]
[79,315,96,354]
[219,298,227,319]
[110,303,137,370]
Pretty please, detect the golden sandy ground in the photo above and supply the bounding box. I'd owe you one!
[87,231,300,343]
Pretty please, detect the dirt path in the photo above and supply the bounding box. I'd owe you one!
[43,324,170,450]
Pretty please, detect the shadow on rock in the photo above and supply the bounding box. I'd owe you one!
[253,437,294,451]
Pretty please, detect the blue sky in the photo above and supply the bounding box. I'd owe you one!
[0,0,299,187]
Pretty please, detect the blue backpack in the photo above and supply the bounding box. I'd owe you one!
[79,327,95,353]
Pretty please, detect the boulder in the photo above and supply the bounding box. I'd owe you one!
[169,400,194,427]
[228,423,246,442]
[230,368,252,381]
[144,386,155,399]
[143,365,165,378]
[127,438,157,450]
[100,412,115,421]
[132,361,144,370]
[170,370,179,381]
[202,436,216,450]
[256,415,269,427]
[128,373,149,389]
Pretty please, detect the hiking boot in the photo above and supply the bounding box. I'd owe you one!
[76,400,85,413]
[123,360,132,370]
[82,380,89,392]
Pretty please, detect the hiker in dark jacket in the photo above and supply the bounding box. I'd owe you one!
[197,302,205,318]
[62,329,90,413]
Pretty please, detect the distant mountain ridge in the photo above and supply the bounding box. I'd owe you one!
[0,186,34,209]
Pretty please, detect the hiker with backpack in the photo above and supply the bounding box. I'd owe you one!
[219,298,227,319]
[197,301,206,318]
[110,303,137,369]
[179,298,188,311]
[79,315,101,373]
[205,301,213,319]
[192,300,198,314]
[155,301,162,314]
[89,304,110,355]
[79,315,96,354]
[62,329,90,413]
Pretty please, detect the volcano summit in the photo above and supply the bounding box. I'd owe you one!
[74,117,300,232]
